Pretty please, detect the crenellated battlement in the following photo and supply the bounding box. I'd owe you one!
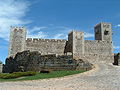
[68,30,84,35]
[11,26,26,30]
[26,38,67,43]
[85,40,110,43]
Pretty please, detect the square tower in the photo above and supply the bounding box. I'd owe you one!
[68,31,84,55]
[94,22,112,42]
[8,27,26,57]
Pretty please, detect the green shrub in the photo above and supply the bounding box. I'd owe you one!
[0,71,36,79]
[0,73,6,78]
[13,71,36,76]
[2,74,18,79]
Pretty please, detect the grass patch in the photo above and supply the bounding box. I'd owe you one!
[0,70,86,82]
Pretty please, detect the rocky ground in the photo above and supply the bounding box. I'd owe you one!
[0,63,120,90]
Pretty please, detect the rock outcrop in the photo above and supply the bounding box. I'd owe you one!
[4,51,93,73]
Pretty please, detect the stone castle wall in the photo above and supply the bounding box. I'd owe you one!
[73,54,114,64]
[84,40,112,54]
[8,22,114,65]
[25,38,67,55]
[25,33,113,56]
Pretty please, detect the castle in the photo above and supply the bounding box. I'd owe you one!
[8,22,114,64]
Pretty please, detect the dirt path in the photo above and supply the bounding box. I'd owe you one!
[0,63,120,90]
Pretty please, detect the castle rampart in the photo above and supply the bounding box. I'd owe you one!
[84,40,112,54]
[25,38,67,55]
[8,22,114,63]
[26,38,67,43]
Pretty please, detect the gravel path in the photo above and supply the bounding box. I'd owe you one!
[0,63,120,90]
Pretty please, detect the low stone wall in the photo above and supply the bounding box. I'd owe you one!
[73,54,114,64]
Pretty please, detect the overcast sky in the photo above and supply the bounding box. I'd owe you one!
[0,0,120,63]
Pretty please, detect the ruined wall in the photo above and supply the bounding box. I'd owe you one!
[84,40,112,54]
[25,38,67,55]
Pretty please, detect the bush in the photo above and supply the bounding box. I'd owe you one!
[0,71,36,79]
[13,71,36,76]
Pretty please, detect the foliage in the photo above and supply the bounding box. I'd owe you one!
[0,71,36,79]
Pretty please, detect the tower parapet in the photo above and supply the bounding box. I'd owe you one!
[94,22,113,53]
[26,38,67,43]
[94,22,112,42]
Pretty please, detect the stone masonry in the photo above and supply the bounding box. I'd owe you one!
[8,22,114,64]
[9,26,26,57]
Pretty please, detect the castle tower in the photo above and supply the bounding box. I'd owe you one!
[68,31,84,56]
[94,22,113,54]
[94,22,112,42]
[8,27,26,57]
